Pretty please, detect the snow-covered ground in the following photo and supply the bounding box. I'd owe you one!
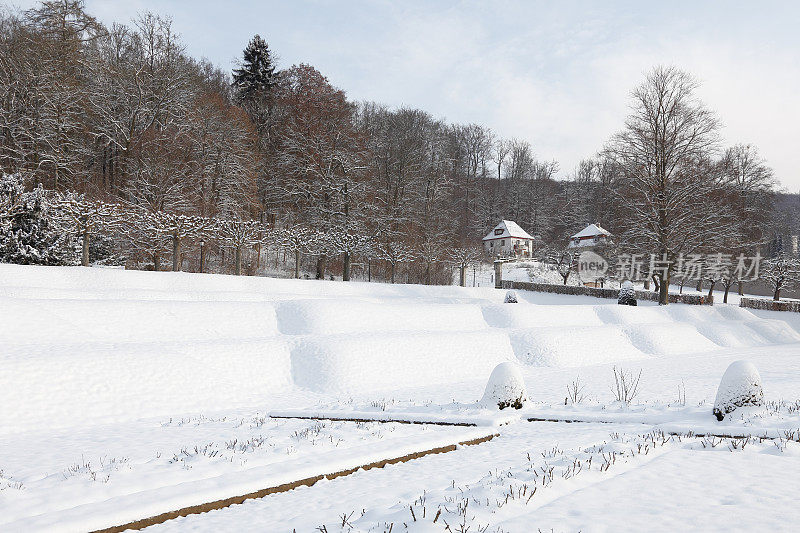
[3,264,800,532]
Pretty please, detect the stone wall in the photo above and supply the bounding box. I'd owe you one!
[740,297,800,312]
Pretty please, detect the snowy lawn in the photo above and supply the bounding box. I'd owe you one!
[3,264,800,531]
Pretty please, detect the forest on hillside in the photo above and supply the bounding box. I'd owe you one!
[1,1,796,291]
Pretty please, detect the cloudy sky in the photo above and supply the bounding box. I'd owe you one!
[15,0,800,188]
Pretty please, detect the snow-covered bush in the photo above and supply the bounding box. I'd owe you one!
[481,362,527,410]
[0,174,79,266]
[713,360,764,421]
[504,290,518,303]
[618,280,637,306]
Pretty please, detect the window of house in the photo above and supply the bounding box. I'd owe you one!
[495,228,504,235]
[501,239,505,246]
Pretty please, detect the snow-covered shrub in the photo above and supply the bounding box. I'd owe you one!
[713,360,764,421]
[0,174,79,266]
[481,362,527,410]
[504,290,518,303]
[618,280,637,306]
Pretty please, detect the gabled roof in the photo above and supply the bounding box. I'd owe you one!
[571,223,612,239]
[483,220,534,241]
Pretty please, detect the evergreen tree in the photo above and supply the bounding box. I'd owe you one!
[232,35,277,101]
[0,174,79,265]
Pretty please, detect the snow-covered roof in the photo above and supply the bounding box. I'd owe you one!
[571,223,611,239]
[483,220,534,241]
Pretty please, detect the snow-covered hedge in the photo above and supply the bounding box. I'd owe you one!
[713,360,764,421]
[501,281,713,305]
[618,280,637,306]
[740,297,800,313]
[504,290,518,303]
[481,362,528,410]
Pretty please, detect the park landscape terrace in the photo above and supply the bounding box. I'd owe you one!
[3,264,800,531]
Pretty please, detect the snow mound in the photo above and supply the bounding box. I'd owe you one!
[292,331,515,394]
[713,360,764,421]
[715,305,758,321]
[275,300,486,335]
[1,339,293,432]
[744,319,800,344]
[481,362,528,409]
[595,305,675,325]
[624,323,718,354]
[482,304,604,329]
[695,321,769,348]
[510,326,643,367]
[504,290,518,303]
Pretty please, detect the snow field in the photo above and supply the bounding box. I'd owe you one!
[4,265,800,531]
[3,264,800,431]
[0,413,491,532]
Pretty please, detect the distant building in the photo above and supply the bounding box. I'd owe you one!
[568,223,612,249]
[483,220,534,258]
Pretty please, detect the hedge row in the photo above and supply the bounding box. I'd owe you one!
[500,281,714,305]
[740,297,800,312]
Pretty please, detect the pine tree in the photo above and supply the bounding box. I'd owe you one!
[0,174,79,265]
[232,35,277,101]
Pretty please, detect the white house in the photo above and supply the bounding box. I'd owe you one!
[483,220,534,258]
[568,223,612,248]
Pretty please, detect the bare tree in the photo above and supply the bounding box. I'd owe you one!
[761,253,800,301]
[380,241,416,284]
[279,224,314,279]
[148,212,211,271]
[605,66,733,304]
[54,192,125,266]
[447,246,482,287]
[217,218,261,275]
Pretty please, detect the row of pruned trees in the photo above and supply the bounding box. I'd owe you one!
[2,173,485,282]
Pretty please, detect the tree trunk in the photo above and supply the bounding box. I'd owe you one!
[235,245,242,275]
[459,265,466,287]
[316,256,326,280]
[723,283,731,303]
[343,251,351,281]
[294,249,300,279]
[255,242,261,272]
[738,281,744,296]
[658,271,670,305]
[696,279,703,292]
[154,253,161,272]
[707,280,715,299]
[774,285,781,301]
[367,259,371,282]
[199,244,205,273]
[81,227,90,267]
[390,262,396,284]
[172,235,180,272]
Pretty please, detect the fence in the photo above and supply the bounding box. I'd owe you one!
[500,280,713,305]
[740,297,800,312]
